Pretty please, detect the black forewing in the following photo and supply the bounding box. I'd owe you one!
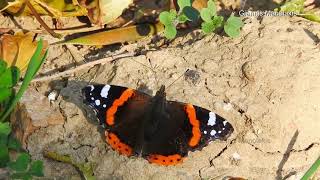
[82,84,152,149]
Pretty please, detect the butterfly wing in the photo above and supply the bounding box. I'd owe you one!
[141,101,234,165]
[82,84,152,156]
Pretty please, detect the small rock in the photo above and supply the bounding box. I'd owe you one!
[241,61,255,81]
[231,152,241,166]
[223,103,233,111]
[10,88,65,147]
[48,90,59,103]
[184,69,201,85]
[232,152,241,160]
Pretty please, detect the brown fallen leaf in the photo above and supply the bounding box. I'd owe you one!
[85,0,134,25]
[1,0,87,17]
[0,32,48,72]
[62,23,164,45]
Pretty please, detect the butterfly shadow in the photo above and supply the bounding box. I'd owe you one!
[49,80,108,139]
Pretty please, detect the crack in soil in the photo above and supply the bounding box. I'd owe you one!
[247,142,320,155]
[210,139,236,166]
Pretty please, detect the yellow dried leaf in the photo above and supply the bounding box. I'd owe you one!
[87,0,133,25]
[1,0,87,17]
[0,32,48,72]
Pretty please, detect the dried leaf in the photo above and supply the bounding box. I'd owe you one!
[63,23,164,46]
[86,0,133,25]
[2,0,87,17]
[0,32,48,72]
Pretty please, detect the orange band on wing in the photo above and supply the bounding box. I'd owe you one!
[106,89,134,126]
[148,154,183,166]
[185,104,201,147]
[105,131,133,156]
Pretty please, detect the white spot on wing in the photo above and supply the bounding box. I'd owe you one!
[89,85,94,91]
[91,97,94,100]
[103,104,106,108]
[210,130,216,136]
[207,112,216,126]
[223,120,227,126]
[95,100,101,106]
[204,131,207,134]
[218,130,221,133]
[100,85,111,98]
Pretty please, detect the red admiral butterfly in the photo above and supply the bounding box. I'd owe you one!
[82,84,233,165]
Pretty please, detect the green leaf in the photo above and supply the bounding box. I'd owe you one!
[201,16,223,34]
[182,6,199,21]
[159,11,176,26]
[224,15,244,38]
[29,160,44,177]
[278,0,304,14]
[200,0,217,22]
[0,88,12,102]
[0,66,20,88]
[8,153,31,172]
[301,156,320,180]
[164,25,177,39]
[8,136,22,151]
[212,15,223,27]
[202,21,215,34]
[207,0,217,15]
[0,122,11,136]
[0,145,9,168]
[0,60,7,76]
[10,172,32,180]
[0,134,8,146]
[177,14,188,23]
[177,0,192,11]
[200,8,213,22]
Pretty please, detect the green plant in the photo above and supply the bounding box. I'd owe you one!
[0,122,44,179]
[159,0,199,39]
[159,0,244,39]
[276,0,320,23]
[199,0,244,37]
[0,39,47,179]
[301,156,320,180]
[0,39,48,122]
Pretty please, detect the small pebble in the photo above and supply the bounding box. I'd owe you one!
[223,103,233,111]
[48,90,58,102]
[184,69,201,85]
[232,152,241,160]
[242,61,255,81]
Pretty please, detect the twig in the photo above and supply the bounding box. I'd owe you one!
[25,0,61,38]
[29,52,134,83]
[0,26,102,35]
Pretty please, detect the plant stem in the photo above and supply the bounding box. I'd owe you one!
[25,0,62,38]
[301,156,320,180]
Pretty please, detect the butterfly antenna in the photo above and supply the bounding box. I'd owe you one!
[129,57,160,90]
[148,58,160,88]
[166,69,190,90]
